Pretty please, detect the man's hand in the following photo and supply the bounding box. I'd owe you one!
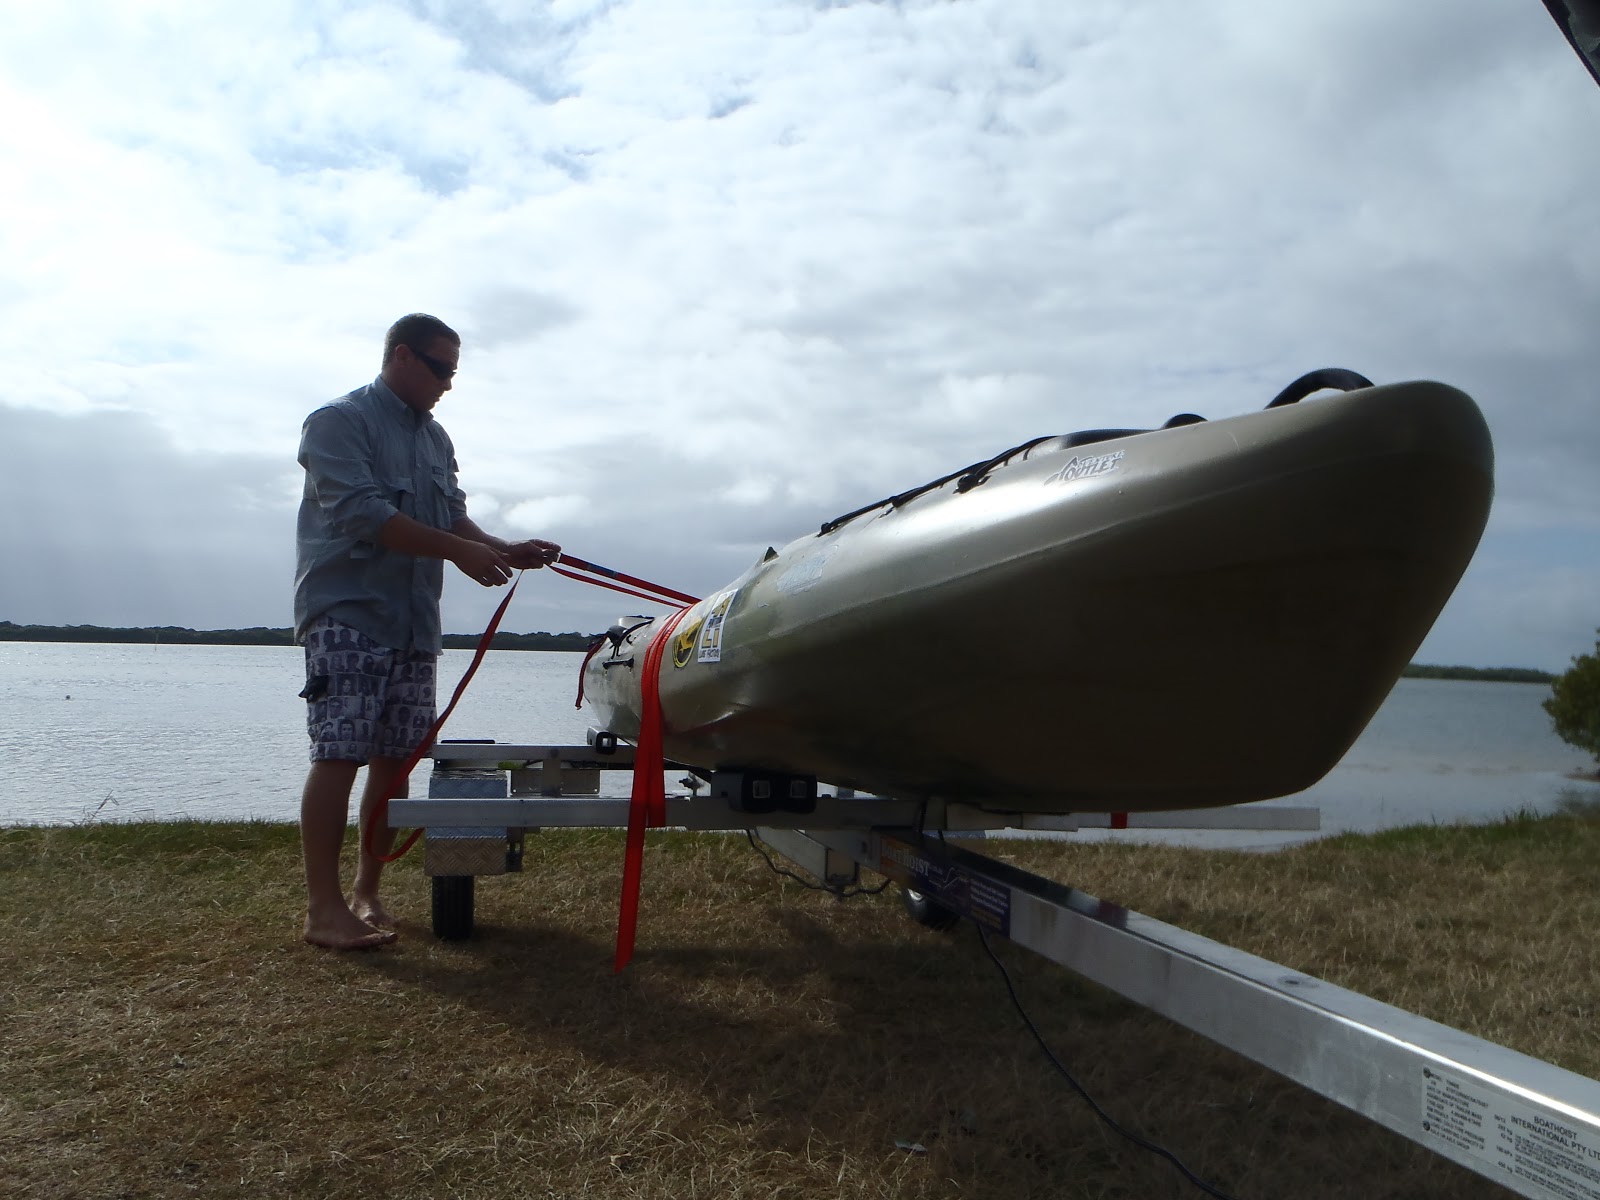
[451,541,515,587]
[505,539,562,570]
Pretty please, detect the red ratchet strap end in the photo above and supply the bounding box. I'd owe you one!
[613,605,691,973]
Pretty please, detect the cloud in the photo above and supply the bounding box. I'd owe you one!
[0,406,297,629]
[1421,543,1600,672]
[503,493,591,530]
[0,0,1597,666]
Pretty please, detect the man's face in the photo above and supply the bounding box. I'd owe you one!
[390,335,459,414]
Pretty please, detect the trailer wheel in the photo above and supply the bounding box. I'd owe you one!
[902,886,960,932]
[431,875,475,941]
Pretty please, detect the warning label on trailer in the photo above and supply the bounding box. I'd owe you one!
[1421,1067,1600,1200]
[876,840,1011,936]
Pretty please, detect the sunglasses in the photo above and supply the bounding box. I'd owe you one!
[410,346,457,382]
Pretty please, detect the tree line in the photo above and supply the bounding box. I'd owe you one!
[1,620,1568,676]
[1401,664,1554,684]
[0,620,600,653]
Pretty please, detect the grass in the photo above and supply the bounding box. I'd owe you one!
[3,810,1599,1199]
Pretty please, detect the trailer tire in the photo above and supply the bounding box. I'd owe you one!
[431,875,475,941]
[902,886,960,932]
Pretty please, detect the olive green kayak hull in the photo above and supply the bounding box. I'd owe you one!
[585,381,1493,813]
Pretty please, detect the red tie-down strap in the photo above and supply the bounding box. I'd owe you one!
[364,555,698,865]
[572,634,609,711]
[550,553,701,607]
[613,604,693,973]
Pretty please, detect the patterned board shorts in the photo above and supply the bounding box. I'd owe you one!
[301,616,438,763]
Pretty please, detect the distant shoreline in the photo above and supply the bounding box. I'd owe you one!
[1398,664,1555,684]
[0,620,1558,681]
[0,621,598,654]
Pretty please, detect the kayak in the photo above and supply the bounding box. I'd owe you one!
[583,371,1493,813]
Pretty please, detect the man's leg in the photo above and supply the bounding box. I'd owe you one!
[301,758,395,949]
[352,643,438,929]
[351,755,408,928]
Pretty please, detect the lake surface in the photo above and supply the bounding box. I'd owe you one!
[0,642,607,826]
[1,642,1595,842]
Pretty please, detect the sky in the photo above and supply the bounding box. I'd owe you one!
[1,0,1597,671]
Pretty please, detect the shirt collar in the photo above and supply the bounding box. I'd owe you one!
[371,375,430,425]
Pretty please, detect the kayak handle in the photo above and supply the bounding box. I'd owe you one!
[1266,368,1374,408]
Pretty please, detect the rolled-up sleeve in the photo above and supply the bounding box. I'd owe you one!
[298,406,396,543]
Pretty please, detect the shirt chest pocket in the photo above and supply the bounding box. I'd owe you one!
[426,466,454,528]
[382,467,450,525]
[395,466,454,529]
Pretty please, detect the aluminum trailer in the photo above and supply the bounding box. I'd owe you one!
[389,738,1600,1200]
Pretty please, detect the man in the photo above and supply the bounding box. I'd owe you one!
[294,313,559,950]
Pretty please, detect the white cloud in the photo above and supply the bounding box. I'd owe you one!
[503,493,591,531]
[0,0,1596,665]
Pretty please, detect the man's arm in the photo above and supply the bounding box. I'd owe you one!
[300,408,516,588]
[379,513,514,587]
[451,516,509,554]
[453,517,561,570]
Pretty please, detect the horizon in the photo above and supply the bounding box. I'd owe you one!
[0,617,1574,678]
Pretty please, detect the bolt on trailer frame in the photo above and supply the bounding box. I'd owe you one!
[389,737,1600,1200]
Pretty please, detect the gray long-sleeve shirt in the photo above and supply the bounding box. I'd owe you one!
[294,377,468,655]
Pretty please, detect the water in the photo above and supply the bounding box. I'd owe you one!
[1,643,1595,837]
[0,642,607,825]
[1065,676,1600,850]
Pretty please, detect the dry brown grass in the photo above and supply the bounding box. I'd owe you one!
[3,811,1597,1200]
[993,808,1600,1078]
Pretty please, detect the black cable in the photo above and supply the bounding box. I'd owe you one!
[973,921,1242,1200]
[743,829,892,898]
[751,822,1230,1190]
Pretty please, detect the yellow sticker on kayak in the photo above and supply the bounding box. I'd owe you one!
[671,617,703,668]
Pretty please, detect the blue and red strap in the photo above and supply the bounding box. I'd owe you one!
[550,553,700,607]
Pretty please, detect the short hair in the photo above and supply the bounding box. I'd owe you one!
[383,313,460,365]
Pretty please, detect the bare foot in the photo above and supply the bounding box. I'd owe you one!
[351,896,396,929]
[303,907,397,951]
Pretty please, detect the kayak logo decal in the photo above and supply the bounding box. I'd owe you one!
[671,617,704,668]
[697,589,738,664]
[1045,450,1124,485]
